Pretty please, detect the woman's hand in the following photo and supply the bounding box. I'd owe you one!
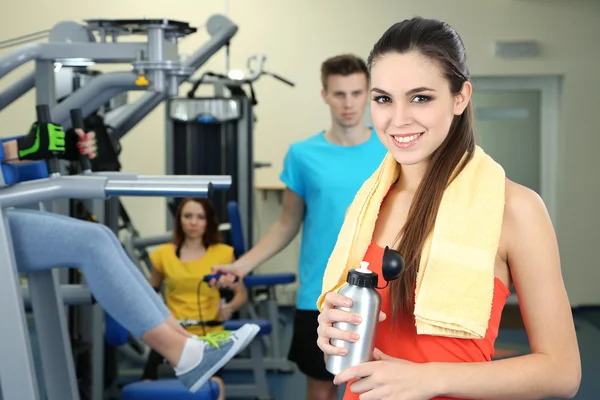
[316,292,387,358]
[333,349,438,400]
[74,129,97,159]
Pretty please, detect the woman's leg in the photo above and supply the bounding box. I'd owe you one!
[8,209,259,392]
[87,219,193,337]
[18,207,191,338]
[9,209,166,339]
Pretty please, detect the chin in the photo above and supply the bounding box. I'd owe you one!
[389,151,428,166]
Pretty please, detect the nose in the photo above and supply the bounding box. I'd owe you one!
[344,96,352,109]
[392,103,411,127]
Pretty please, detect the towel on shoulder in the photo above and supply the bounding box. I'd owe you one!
[317,145,506,339]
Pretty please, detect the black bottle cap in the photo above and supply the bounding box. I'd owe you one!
[382,246,405,282]
[346,263,379,289]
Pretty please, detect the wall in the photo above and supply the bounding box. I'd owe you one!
[0,0,598,305]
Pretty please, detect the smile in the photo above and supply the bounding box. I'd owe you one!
[390,132,424,148]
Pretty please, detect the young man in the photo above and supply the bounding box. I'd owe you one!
[213,54,387,400]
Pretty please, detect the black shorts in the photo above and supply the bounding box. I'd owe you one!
[287,309,334,382]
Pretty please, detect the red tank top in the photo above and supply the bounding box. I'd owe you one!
[342,241,510,400]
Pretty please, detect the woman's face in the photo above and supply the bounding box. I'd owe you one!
[369,51,471,166]
[180,200,207,240]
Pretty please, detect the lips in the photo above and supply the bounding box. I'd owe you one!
[389,132,425,149]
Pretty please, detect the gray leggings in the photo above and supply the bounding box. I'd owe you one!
[7,208,170,338]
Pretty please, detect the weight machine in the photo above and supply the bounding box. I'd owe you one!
[166,53,295,249]
[0,105,228,400]
[0,13,239,400]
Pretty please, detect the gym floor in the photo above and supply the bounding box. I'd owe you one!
[115,306,600,399]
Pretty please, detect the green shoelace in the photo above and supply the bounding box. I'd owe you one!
[196,330,233,350]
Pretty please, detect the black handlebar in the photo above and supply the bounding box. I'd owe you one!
[36,105,61,174]
[69,109,92,172]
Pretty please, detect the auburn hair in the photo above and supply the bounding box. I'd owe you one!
[172,198,222,249]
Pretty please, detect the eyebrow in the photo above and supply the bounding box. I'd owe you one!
[371,87,436,96]
[332,89,365,95]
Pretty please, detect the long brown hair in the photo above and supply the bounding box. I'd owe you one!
[172,198,222,249]
[367,17,476,319]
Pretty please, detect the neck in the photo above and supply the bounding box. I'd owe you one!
[182,238,205,250]
[325,121,371,146]
[396,161,429,193]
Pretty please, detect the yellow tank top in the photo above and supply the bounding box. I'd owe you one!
[150,243,235,335]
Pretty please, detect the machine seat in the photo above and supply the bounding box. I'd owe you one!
[244,272,296,287]
[121,379,220,400]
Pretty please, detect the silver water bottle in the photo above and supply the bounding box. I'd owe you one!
[326,261,381,374]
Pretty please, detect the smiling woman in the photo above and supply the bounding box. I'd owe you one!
[317,16,581,400]
[370,52,472,172]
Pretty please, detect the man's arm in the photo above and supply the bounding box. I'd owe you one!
[225,255,248,312]
[225,279,248,315]
[233,188,305,276]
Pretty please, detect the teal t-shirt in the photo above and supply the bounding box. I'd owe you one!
[279,129,388,310]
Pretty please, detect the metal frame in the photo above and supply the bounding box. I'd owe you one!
[104,14,239,138]
[0,14,239,132]
[0,169,227,400]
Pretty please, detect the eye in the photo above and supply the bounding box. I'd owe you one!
[411,95,432,103]
[372,95,391,104]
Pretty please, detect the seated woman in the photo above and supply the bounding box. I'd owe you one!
[1,121,260,394]
[142,197,248,399]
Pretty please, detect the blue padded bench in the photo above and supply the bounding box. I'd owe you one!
[121,379,220,400]
[244,273,296,288]
[0,136,50,185]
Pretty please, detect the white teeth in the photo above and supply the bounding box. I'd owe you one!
[393,133,422,143]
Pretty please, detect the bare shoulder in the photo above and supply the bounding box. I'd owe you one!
[503,179,552,233]
[501,179,560,284]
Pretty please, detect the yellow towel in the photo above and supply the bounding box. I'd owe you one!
[317,145,506,339]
